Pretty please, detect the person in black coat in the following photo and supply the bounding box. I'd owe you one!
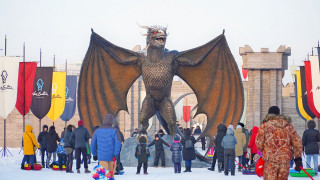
[302,120,320,173]
[37,124,48,167]
[64,125,75,173]
[181,128,196,172]
[148,134,170,167]
[170,134,183,173]
[208,124,227,172]
[46,126,60,168]
[135,136,150,174]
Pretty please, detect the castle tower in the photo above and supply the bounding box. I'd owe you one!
[240,45,291,129]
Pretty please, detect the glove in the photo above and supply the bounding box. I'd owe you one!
[93,156,98,161]
[294,157,303,171]
[136,157,138,159]
[148,157,150,159]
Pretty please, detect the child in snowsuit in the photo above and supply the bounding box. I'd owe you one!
[148,134,170,167]
[170,134,183,173]
[135,136,150,174]
[221,128,237,176]
[57,138,67,170]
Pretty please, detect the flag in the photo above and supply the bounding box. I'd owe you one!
[294,72,311,121]
[304,61,320,118]
[15,62,37,116]
[183,106,191,123]
[60,75,77,121]
[310,55,320,114]
[242,66,248,80]
[30,67,53,120]
[46,72,66,122]
[300,66,316,118]
[0,57,20,118]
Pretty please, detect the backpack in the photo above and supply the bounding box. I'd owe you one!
[185,139,194,149]
[137,144,150,156]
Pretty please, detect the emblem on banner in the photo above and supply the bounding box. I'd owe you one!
[0,70,13,90]
[65,86,74,102]
[32,78,49,97]
[52,83,61,99]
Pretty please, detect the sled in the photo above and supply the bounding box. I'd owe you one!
[24,163,31,170]
[33,163,42,170]
[289,168,316,177]
[52,164,66,171]
[242,167,256,175]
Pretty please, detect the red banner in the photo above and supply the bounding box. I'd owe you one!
[304,61,320,118]
[242,65,248,80]
[15,62,37,116]
[183,106,191,123]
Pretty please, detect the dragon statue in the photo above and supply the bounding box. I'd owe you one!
[78,25,244,142]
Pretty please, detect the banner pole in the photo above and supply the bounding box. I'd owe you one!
[4,118,6,157]
[40,48,42,67]
[23,43,25,133]
[39,119,41,135]
[4,35,7,56]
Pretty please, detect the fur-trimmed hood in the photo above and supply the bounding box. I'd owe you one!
[262,114,292,128]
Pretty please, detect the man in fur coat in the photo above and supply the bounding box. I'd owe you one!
[256,106,303,180]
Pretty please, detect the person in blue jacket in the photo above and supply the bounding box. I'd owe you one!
[170,134,183,173]
[91,114,122,180]
[221,128,237,176]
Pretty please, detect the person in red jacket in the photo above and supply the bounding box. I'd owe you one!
[247,126,259,166]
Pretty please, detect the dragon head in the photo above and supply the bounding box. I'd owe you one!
[139,24,167,48]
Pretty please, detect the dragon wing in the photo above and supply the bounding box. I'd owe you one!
[78,30,142,134]
[175,32,244,140]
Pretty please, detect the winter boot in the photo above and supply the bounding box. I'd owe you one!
[218,163,222,173]
[188,166,192,172]
[85,168,91,173]
[207,166,215,171]
[183,166,188,172]
[77,169,80,173]
[21,164,24,170]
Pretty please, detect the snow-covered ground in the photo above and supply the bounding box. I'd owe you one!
[0,148,315,180]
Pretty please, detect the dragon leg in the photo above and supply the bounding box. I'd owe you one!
[159,97,177,135]
[139,96,156,134]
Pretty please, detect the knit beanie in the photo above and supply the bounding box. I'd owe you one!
[268,106,280,115]
[236,125,242,129]
[78,120,83,126]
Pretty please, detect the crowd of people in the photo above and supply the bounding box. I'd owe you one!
[20,105,320,180]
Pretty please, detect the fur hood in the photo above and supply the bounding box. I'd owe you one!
[262,114,292,128]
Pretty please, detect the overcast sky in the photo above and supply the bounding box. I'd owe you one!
[1,0,319,84]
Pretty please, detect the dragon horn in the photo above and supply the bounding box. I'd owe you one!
[136,22,149,30]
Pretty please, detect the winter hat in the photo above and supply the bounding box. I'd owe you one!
[227,128,234,135]
[155,134,160,138]
[236,125,242,129]
[174,134,180,141]
[67,124,73,131]
[43,125,48,131]
[158,129,164,134]
[228,124,234,129]
[238,123,245,128]
[268,106,280,115]
[184,128,191,136]
[307,120,316,129]
[139,136,147,143]
[103,114,115,125]
[78,120,83,126]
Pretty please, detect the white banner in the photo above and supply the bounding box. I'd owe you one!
[0,56,20,118]
[310,55,320,114]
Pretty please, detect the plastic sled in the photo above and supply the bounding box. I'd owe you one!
[289,168,316,177]
[52,164,66,171]
[33,163,42,170]
[242,167,256,175]
[24,164,31,170]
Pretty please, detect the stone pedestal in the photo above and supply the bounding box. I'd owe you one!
[120,135,210,168]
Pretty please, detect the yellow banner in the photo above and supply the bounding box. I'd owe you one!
[47,72,66,121]
[296,71,312,120]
